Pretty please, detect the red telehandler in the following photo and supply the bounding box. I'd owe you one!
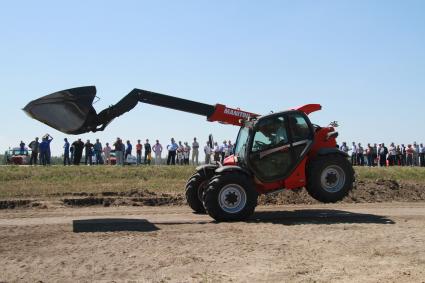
[24,86,354,221]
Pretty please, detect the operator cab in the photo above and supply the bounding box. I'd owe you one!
[234,110,314,182]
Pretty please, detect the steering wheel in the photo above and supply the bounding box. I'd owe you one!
[254,140,267,150]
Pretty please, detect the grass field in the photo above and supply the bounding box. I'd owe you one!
[0,165,424,200]
[0,165,195,199]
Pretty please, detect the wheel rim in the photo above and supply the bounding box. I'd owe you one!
[218,184,247,214]
[197,180,208,202]
[320,165,346,193]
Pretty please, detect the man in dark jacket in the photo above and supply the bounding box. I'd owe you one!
[63,138,70,166]
[379,143,388,167]
[84,140,94,165]
[28,137,39,165]
[72,139,84,165]
[144,139,151,165]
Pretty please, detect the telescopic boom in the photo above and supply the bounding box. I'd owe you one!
[23,86,258,134]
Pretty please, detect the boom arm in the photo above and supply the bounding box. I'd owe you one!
[23,86,258,134]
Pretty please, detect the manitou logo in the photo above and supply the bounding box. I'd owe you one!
[224,108,251,119]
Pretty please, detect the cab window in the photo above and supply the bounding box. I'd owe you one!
[288,114,312,141]
[249,115,293,181]
[251,116,287,152]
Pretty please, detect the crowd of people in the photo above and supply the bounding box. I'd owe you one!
[23,135,235,166]
[19,136,425,168]
[339,142,425,167]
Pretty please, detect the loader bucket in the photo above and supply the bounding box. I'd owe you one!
[23,86,98,134]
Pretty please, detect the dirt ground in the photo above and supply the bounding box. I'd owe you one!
[1,202,425,282]
[2,177,425,210]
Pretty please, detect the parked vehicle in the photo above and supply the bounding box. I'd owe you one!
[4,147,32,165]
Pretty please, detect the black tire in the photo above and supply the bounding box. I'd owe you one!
[306,154,354,203]
[185,171,212,213]
[204,173,258,222]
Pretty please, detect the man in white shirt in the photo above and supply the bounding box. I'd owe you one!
[351,142,358,165]
[204,141,212,164]
[213,142,221,162]
[413,142,420,166]
[388,142,397,166]
[220,141,228,163]
[103,143,112,165]
[152,140,163,165]
[192,137,199,166]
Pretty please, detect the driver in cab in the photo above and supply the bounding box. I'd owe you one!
[257,117,287,146]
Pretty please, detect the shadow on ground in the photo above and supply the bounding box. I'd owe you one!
[248,209,395,225]
[73,218,160,233]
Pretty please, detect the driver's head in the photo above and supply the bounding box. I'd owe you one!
[259,119,279,137]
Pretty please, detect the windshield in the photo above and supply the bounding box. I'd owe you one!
[9,149,31,156]
[234,126,250,159]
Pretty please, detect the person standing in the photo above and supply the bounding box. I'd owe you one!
[125,140,132,161]
[43,134,53,165]
[176,141,184,165]
[94,139,103,165]
[103,142,112,165]
[388,142,397,166]
[351,142,357,165]
[191,137,199,165]
[379,143,388,167]
[72,139,84,165]
[413,142,420,166]
[401,144,406,166]
[84,140,94,165]
[144,139,152,165]
[396,145,402,166]
[366,143,373,167]
[227,140,234,156]
[19,141,25,155]
[113,138,123,166]
[152,140,163,165]
[372,143,378,167]
[28,137,39,165]
[166,138,178,165]
[420,143,425,167]
[136,140,143,165]
[220,141,228,163]
[63,138,70,166]
[70,143,75,164]
[406,144,414,166]
[121,140,126,164]
[39,137,49,166]
[184,142,191,165]
[213,142,221,162]
[204,141,212,164]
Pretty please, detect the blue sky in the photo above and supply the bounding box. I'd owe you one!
[1,1,424,156]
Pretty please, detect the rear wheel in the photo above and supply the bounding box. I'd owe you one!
[204,173,258,222]
[306,154,354,203]
[185,171,212,213]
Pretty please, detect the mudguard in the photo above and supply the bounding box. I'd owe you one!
[196,164,219,175]
[215,165,251,176]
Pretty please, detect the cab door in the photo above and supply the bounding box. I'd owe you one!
[247,112,314,182]
[287,112,315,161]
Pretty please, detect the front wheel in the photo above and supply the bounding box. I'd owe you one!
[185,171,213,213]
[306,154,354,203]
[204,173,258,222]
